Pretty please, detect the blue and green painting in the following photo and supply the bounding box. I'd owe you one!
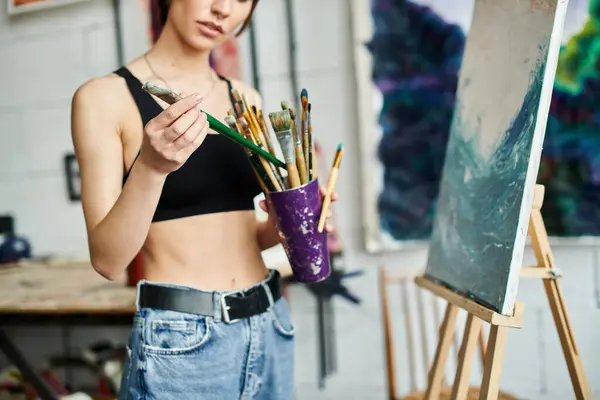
[541,0,600,236]
[369,0,600,244]
[423,0,566,315]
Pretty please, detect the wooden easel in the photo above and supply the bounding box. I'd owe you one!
[416,184,591,399]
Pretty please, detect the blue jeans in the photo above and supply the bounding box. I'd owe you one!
[118,272,295,399]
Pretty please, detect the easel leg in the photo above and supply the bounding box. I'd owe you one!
[452,314,482,399]
[424,303,459,400]
[543,278,591,399]
[528,186,591,398]
[479,325,508,400]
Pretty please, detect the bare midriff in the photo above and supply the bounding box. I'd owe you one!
[143,210,269,291]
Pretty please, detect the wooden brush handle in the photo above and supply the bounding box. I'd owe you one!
[259,155,282,192]
[248,153,274,192]
[311,141,319,179]
[286,162,301,188]
[317,168,339,232]
[295,146,309,184]
[302,134,310,175]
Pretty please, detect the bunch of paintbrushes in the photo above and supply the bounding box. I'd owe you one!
[224,89,342,233]
[223,88,323,193]
[141,81,343,235]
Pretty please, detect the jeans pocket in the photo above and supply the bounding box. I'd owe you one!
[142,317,213,356]
[270,298,295,338]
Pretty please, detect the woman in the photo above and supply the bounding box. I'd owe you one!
[70,0,337,398]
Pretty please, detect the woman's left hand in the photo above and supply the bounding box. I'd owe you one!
[258,185,339,233]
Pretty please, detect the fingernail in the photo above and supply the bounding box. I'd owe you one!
[194,93,203,102]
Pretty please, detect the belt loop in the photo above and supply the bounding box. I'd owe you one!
[135,280,147,311]
[212,292,222,322]
[261,282,274,308]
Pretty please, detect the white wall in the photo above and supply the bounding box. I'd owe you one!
[0,0,150,257]
[0,0,599,399]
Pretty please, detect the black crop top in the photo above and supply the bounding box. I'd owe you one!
[114,67,262,222]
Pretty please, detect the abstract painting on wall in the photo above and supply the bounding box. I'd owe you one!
[540,0,600,237]
[8,0,90,14]
[354,0,600,252]
[424,0,568,316]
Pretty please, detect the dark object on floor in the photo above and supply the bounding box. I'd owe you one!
[283,252,363,389]
[0,235,31,264]
[304,267,363,305]
[47,341,126,397]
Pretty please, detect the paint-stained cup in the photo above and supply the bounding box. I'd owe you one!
[266,179,331,284]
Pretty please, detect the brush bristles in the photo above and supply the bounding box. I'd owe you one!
[269,110,291,132]
[222,88,340,193]
[142,81,182,104]
[239,116,250,132]
[142,81,170,96]
[224,115,238,132]
[334,145,344,168]
[232,89,242,103]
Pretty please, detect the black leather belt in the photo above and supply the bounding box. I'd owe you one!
[138,270,282,323]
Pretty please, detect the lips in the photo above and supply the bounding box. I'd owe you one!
[197,21,224,38]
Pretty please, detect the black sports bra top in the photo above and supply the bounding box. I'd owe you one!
[115,67,262,222]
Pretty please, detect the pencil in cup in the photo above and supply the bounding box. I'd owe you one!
[317,144,343,233]
[141,81,285,169]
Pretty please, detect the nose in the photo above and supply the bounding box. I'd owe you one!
[211,0,232,19]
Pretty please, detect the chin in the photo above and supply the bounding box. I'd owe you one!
[188,35,226,51]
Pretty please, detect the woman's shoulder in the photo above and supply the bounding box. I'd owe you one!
[72,71,129,111]
[71,70,135,145]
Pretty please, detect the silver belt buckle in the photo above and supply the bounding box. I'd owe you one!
[221,290,243,323]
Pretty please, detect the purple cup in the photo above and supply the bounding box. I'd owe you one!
[266,179,331,284]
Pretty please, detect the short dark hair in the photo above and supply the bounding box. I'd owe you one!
[156,0,259,37]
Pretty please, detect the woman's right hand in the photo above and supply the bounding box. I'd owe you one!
[139,93,208,175]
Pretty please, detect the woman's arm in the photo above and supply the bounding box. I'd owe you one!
[256,219,281,251]
[71,78,166,280]
[71,78,206,280]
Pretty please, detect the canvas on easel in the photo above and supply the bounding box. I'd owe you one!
[415,0,591,398]
[425,0,570,316]
[417,184,591,399]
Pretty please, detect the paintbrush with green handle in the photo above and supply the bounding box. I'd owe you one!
[142,82,286,169]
